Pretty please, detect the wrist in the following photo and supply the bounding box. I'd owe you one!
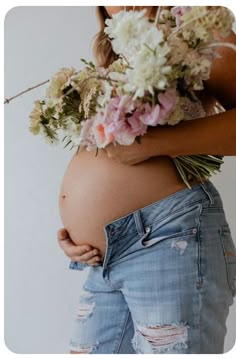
[142,126,171,157]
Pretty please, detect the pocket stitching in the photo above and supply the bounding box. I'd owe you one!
[149,202,202,235]
[141,227,197,246]
[152,201,201,228]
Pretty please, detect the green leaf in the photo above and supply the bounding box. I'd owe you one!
[80,58,95,69]
[171,153,224,189]
[64,140,72,148]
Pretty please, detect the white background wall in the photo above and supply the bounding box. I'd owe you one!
[4,6,236,354]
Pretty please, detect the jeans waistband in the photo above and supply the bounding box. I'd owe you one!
[103,180,221,244]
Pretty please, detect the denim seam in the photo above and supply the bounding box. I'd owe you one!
[134,210,146,236]
[200,182,214,205]
[196,203,203,289]
[197,277,203,353]
[219,227,229,281]
[149,198,208,225]
[219,227,236,296]
[115,309,132,353]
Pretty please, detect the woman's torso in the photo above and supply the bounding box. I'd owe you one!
[59,92,220,257]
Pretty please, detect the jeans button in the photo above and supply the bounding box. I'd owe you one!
[145,226,151,233]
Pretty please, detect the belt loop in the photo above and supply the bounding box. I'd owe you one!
[200,181,214,206]
[133,210,146,236]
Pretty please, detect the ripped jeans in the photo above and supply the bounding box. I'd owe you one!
[68,180,236,354]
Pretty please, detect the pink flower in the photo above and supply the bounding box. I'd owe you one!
[92,95,144,147]
[91,95,148,147]
[80,118,97,150]
[127,110,147,136]
[139,103,161,126]
[139,88,179,126]
[107,120,137,145]
[102,95,134,123]
[92,121,115,148]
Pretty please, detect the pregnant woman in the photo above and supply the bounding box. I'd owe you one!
[57,6,236,354]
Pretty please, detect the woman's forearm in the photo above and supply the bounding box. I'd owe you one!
[146,108,236,158]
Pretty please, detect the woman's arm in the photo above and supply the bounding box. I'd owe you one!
[147,107,236,158]
[150,29,236,158]
[204,29,236,111]
[105,30,236,165]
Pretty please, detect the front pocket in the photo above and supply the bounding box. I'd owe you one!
[141,202,202,248]
[219,226,236,297]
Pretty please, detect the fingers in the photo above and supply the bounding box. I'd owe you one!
[77,248,102,264]
[57,228,102,266]
[71,248,102,265]
[86,256,102,266]
[104,143,116,158]
[59,237,93,259]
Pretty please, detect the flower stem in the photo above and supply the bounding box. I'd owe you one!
[4,79,50,104]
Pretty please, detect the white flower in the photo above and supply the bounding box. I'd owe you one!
[104,9,168,67]
[141,26,164,51]
[124,43,171,99]
[104,9,150,58]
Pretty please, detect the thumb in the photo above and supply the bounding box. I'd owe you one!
[57,228,69,240]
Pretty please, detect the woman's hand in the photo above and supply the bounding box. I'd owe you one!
[57,228,102,266]
[104,135,156,165]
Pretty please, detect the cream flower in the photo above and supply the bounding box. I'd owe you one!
[166,104,185,125]
[124,43,171,99]
[29,100,43,134]
[183,50,212,89]
[181,6,208,25]
[64,118,83,146]
[108,57,127,73]
[46,67,77,106]
[96,81,113,108]
[167,36,190,65]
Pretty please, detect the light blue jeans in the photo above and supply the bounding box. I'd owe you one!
[69,180,236,354]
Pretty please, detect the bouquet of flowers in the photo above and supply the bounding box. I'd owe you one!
[28,6,236,188]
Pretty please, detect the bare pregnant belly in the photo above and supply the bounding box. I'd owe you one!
[59,148,199,257]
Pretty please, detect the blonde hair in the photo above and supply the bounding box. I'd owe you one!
[92,6,159,68]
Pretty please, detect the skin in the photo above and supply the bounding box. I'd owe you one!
[58,7,236,270]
